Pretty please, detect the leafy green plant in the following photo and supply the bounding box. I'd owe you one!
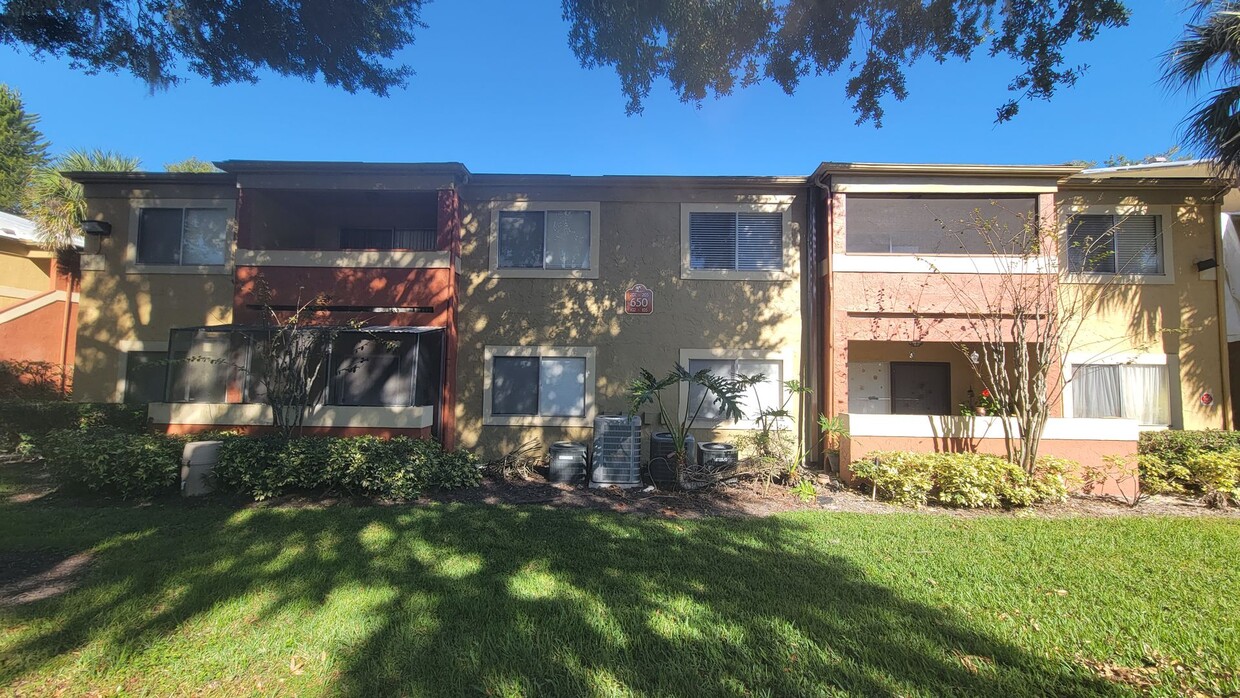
[1184,451,1240,508]
[0,401,148,453]
[628,363,746,484]
[853,451,1078,508]
[40,428,185,499]
[213,435,480,501]
[791,478,818,502]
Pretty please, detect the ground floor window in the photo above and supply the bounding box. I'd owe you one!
[483,346,595,426]
[1070,363,1170,426]
[685,356,783,425]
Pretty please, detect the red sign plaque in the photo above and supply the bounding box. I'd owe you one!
[625,283,654,315]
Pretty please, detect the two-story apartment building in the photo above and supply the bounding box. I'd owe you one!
[66,159,1232,475]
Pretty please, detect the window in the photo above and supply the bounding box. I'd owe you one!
[497,210,591,270]
[136,207,229,265]
[685,356,783,425]
[845,195,1037,255]
[484,347,596,425]
[339,228,436,251]
[688,211,782,271]
[123,351,168,404]
[1066,214,1163,275]
[1071,363,1170,425]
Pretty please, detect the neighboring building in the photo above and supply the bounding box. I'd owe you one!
[0,210,80,392]
[67,159,1233,479]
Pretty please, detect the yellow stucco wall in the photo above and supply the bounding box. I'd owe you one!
[73,182,237,402]
[0,237,53,305]
[1057,188,1229,429]
[456,183,807,459]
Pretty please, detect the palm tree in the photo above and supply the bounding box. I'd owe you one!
[22,149,140,250]
[1163,1,1240,178]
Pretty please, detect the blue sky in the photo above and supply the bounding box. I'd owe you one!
[0,0,1204,176]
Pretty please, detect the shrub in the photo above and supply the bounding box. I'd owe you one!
[1184,451,1240,508]
[0,401,148,452]
[851,452,935,506]
[853,451,1078,508]
[1139,430,1240,500]
[1137,454,1190,496]
[0,360,71,401]
[40,428,184,499]
[214,435,481,501]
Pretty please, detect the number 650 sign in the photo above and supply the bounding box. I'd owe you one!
[625,283,654,315]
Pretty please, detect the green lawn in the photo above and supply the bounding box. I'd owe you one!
[1,468,1237,696]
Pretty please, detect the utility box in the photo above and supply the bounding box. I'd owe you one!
[180,440,222,497]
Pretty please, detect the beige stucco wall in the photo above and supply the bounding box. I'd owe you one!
[0,237,53,305]
[1057,188,1228,429]
[74,181,237,402]
[456,183,807,460]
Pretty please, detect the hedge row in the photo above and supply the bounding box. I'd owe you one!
[1139,430,1240,505]
[36,428,481,501]
[0,401,148,452]
[851,451,1072,508]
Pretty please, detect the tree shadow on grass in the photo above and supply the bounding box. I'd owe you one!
[0,499,1121,697]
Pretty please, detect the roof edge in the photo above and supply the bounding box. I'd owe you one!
[812,161,1083,180]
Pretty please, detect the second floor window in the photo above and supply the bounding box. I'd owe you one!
[137,207,228,265]
[1066,214,1163,275]
[688,211,782,271]
[497,210,591,270]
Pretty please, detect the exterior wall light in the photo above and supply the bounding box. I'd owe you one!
[81,220,112,237]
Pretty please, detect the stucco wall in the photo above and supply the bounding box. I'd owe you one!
[455,183,807,459]
[74,181,237,402]
[1057,188,1228,429]
[0,238,52,305]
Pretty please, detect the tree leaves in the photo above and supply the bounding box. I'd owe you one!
[0,0,427,96]
[563,0,1130,125]
[0,83,49,212]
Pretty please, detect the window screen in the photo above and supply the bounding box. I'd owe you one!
[689,211,782,271]
[497,210,591,269]
[124,351,168,404]
[331,336,415,407]
[491,356,539,414]
[490,354,587,417]
[1066,214,1163,275]
[137,208,184,264]
[845,196,1037,255]
[167,332,229,403]
[686,357,782,421]
[137,207,228,265]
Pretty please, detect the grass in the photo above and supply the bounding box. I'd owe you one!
[0,467,1237,696]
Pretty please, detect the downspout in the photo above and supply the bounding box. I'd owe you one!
[810,171,834,468]
[803,185,819,467]
[1214,201,1233,428]
[58,256,77,396]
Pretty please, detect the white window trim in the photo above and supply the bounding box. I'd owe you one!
[483,345,596,426]
[677,348,792,430]
[680,200,793,281]
[488,201,601,279]
[126,198,236,275]
[1061,351,1177,429]
[115,339,170,403]
[1059,204,1176,285]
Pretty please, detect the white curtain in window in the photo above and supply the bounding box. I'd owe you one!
[182,209,228,265]
[1122,364,1170,425]
[1072,365,1122,418]
[544,211,590,269]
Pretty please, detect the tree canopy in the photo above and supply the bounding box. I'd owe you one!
[164,156,218,173]
[0,83,49,213]
[0,0,426,95]
[563,0,1130,124]
[1163,1,1240,178]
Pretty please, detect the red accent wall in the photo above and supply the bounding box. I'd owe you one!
[437,188,461,450]
[0,256,79,394]
[233,266,454,327]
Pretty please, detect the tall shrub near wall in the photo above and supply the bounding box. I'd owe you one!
[0,401,147,452]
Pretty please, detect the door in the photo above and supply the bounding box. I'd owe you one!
[890,362,951,415]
